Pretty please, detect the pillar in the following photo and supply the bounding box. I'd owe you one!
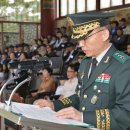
[41,0,57,37]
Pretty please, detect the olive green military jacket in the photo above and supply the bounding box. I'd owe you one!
[54,45,130,130]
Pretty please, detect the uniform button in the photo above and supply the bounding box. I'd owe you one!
[93,85,97,90]
[97,90,101,93]
[82,107,86,111]
[78,85,81,89]
[84,94,88,99]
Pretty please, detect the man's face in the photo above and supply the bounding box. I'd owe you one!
[67,67,77,79]
[79,28,108,57]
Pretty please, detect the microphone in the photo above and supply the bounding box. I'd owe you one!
[0,77,16,109]
[5,76,31,111]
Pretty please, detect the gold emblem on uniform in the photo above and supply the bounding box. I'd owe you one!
[104,56,110,63]
[91,95,98,104]
[81,72,85,79]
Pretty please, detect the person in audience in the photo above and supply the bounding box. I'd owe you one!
[54,28,60,34]
[1,64,9,87]
[37,39,43,46]
[45,45,58,58]
[0,52,9,66]
[9,52,18,63]
[49,35,57,46]
[19,52,29,61]
[110,20,119,38]
[64,43,78,64]
[30,39,38,51]
[71,51,85,67]
[31,67,56,98]
[119,18,126,31]
[111,28,127,50]
[126,44,130,55]
[124,17,130,35]
[59,64,78,99]
[0,64,4,85]
[60,26,67,36]
[17,44,24,58]
[13,44,19,58]
[8,45,14,55]
[58,35,69,50]
[24,44,31,58]
[37,45,47,57]
[34,12,130,130]
[54,31,63,50]
[55,75,68,96]
[43,37,49,46]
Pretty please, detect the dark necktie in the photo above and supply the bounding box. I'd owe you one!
[89,58,97,78]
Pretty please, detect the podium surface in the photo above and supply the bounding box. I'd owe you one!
[0,108,99,130]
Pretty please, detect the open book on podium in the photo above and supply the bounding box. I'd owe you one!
[0,102,98,130]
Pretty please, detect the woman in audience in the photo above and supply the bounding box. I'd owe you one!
[31,67,56,98]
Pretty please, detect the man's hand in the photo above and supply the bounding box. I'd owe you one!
[55,107,82,121]
[34,98,54,110]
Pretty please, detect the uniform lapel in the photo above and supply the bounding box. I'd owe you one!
[83,45,117,91]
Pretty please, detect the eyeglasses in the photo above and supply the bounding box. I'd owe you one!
[78,57,83,59]
[67,70,75,73]
[84,29,104,40]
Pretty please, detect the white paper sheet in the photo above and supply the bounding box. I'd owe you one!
[10,102,93,128]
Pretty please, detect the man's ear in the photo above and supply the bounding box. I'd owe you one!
[102,29,109,42]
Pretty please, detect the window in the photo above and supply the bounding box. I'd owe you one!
[77,0,85,13]
[61,0,67,16]
[87,0,96,11]
[111,0,123,6]
[100,0,110,9]
[68,0,75,14]
[57,0,59,18]
[125,0,130,4]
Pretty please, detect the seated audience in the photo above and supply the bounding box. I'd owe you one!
[59,64,78,99]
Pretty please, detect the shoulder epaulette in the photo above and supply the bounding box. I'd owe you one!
[113,50,130,64]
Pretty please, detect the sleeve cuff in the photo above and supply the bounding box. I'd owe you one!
[83,111,96,127]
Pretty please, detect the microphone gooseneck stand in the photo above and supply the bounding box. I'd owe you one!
[5,76,31,111]
[0,77,16,109]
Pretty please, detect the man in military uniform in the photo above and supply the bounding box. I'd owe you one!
[34,12,130,130]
